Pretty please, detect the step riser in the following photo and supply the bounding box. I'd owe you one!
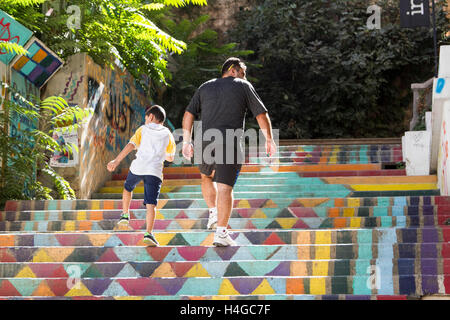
[0,276,447,296]
[93,190,441,200]
[0,259,448,278]
[1,228,449,247]
[107,174,429,187]
[1,216,449,232]
[3,206,450,221]
[2,243,448,262]
[140,170,407,181]
[7,196,450,211]
[99,182,438,194]
[0,295,417,300]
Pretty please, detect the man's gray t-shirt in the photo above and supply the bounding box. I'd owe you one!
[186,76,268,137]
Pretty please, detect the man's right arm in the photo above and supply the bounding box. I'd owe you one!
[182,111,195,160]
[256,112,277,157]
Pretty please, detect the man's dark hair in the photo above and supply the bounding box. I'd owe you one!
[146,105,166,123]
[221,57,245,76]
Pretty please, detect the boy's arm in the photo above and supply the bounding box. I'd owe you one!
[107,143,135,172]
[165,133,176,163]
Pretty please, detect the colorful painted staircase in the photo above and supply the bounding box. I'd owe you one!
[1,142,449,300]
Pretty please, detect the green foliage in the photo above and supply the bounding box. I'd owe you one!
[0,81,92,208]
[0,42,29,56]
[230,0,450,139]
[153,12,254,126]
[0,0,207,88]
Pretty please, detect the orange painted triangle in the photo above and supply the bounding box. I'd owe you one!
[170,262,196,277]
[152,262,177,277]
[263,232,286,245]
[176,219,196,230]
[32,280,55,296]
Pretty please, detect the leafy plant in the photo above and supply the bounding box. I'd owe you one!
[230,0,450,139]
[0,80,92,208]
[0,0,207,89]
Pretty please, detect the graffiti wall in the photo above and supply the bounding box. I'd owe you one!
[43,53,150,198]
[0,10,33,65]
[9,69,40,141]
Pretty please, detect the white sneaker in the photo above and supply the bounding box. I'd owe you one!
[213,231,236,247]
[207,208,218,230]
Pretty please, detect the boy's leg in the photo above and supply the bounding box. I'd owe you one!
[142,175,162,246]
[122,189,133,215]
[120,171,142,224]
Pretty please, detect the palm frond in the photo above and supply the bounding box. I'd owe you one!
[0,42,28,56]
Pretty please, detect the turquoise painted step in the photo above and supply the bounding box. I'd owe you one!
[93,190,440,200]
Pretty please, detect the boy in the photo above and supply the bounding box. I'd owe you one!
[107,105,176,246]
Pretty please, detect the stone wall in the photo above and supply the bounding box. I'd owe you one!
[42,53,151,198]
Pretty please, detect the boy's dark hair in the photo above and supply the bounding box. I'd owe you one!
[221,57,245,76]
[145,105,166,123]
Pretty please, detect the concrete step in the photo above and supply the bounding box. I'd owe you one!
[2,242,448,262]
[0,294,417,300]
[0,274,447,296]
[0,216,449,232]
[147,169,408,181]
[7,196,450,212]
[99,178,438,194]
[0,228,448,247]
[1,258,448,278]
[103,175,437,188]
[4,205,450,222]
[92,189,441,200]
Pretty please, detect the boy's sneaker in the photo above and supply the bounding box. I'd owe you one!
[213,230,236,247]
[143,232,159,246]
[118,213,130,225]
[207,208,218,230]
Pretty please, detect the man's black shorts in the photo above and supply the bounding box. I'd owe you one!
[199,141,243,187]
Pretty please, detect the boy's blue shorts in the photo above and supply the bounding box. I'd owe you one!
[124,171,162,206]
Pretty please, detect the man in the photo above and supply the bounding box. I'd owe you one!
[182,57,277,247]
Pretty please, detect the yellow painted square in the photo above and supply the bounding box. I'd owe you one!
[343,208,355,217]
[315,231,331,244]
[315,245,330,260]
[347,198,360,207]
[312,261,329,276]
[350,218,362,228]
[309,278,326,295]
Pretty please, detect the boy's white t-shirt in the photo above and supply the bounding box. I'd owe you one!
[128,123,176,180]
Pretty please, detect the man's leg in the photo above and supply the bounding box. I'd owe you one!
[216,182,233,228]
[199,165,218,229]
[145,204,156,233]
[201,172,217,209]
